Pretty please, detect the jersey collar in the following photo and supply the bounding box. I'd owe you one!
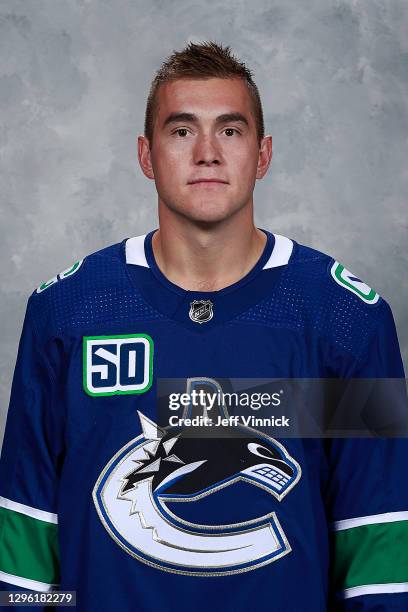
[123,229,294,328]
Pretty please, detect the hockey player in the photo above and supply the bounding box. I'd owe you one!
[0,41,407,611]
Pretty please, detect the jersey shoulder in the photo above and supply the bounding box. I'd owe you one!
[27,238,161,338]
[287,235,385,304]
[241,236,393,367]
[33,241,123,294]
[291,240,381,306]
[31,240,124,296]
[289,239,390,355]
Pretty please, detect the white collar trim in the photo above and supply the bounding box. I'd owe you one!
[125,234,149,267]
[125,232,293,270]
[263,234,293,269]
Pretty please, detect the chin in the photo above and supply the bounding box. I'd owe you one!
[182,200,242,223]
[183,208,238,225]
[162,195,245,225]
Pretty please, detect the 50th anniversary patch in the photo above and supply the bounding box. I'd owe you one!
[83,334,154,396]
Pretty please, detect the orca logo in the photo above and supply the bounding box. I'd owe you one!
[93,379,301,576]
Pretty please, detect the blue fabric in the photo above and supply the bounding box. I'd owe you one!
[0,230,406,611]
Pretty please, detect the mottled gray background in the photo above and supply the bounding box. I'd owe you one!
[1,0,407,446]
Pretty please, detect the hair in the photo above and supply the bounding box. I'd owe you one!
[144,41,265,147]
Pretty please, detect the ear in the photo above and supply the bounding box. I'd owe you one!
[138,135,155,180]
[256,135,272,180]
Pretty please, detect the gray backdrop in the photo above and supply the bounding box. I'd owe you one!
[1,0,407,446]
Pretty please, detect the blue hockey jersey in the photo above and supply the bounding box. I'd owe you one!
[0,229,407,611]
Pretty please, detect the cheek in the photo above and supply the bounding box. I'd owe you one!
[161,145,190,169]
[226,142,259,173]
[230,156,258,185]
[153,151,186,184]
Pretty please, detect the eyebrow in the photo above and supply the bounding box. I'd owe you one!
[163,112,249,128]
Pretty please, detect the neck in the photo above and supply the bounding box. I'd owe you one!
[152,204,267,292]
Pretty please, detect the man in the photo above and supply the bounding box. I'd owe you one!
[0,41,407,611]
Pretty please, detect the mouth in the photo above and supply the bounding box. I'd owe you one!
[188,179,228,185]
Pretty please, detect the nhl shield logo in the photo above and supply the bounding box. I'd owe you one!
[189,300,214,324]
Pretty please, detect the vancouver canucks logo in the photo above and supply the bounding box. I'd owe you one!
[93,380,301,576]
[189,300,213,324]
[330,261,379,304]
[36,259,84,293]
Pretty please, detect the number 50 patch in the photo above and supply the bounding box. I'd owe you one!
[83,334,153,396]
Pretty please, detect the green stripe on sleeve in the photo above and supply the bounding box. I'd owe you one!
[332,520,408,591]
[0,506,60,585]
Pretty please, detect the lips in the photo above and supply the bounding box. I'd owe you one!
[188,179,228,184]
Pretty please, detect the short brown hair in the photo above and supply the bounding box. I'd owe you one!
[144,41,265,147]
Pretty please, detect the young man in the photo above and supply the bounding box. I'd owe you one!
[0,42,407,611]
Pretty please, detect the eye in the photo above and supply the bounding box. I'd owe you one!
[223,128,240,136]
[173,128,188,137]
[248,442,279,460]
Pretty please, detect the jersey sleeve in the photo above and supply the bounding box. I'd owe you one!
[325,300,408,610]
[0,296,63,594]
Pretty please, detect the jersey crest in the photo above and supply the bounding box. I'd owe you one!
[93,378,301,576]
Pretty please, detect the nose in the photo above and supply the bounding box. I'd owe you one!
[193,133,221,166]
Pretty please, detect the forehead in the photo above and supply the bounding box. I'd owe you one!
[156,77,255,122]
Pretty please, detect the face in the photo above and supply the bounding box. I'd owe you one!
[138,77,272,224]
